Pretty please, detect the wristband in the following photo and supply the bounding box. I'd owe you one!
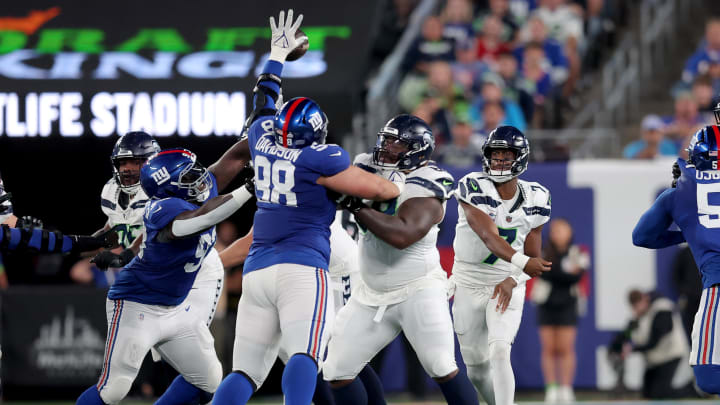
[510,252,530,270]
[231,186,253,206]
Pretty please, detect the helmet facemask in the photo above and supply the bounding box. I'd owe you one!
[175,162,212,203]
[372,130,431,171]
[483,146,528,183]
[113,157,146,194]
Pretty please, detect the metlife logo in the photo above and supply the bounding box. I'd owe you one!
[0,6,352,137]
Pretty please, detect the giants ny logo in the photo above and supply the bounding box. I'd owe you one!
[151,167,171,185]
[308,112,324,131]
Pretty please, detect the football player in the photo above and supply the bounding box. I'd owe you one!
[633,125,720,395]
[86,131,228,400]
[0,174,115,253]
[212,10,402,405]
[218,214,387,405]
[76,148,256,405]
[323,115,479,405]
[452,126,552,405]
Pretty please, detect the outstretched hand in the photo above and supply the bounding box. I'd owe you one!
[269,9,304,62]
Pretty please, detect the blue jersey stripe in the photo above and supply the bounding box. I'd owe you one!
[101,198,116,210]
[469,195,500,208]
[100,300,124,390]
[523,206,551,216]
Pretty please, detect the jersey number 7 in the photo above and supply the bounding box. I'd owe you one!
[483,227,517,265]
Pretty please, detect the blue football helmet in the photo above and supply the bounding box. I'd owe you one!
[111,131,161,193]
[273,97,328,148]
[372,114,435,171]
[482,126,529,183]
[140,149,213,203]
[687,125,720,171]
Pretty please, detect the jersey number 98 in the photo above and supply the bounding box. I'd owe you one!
[254,156,298,206]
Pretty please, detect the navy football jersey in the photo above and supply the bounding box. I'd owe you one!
[243,117,350,273]
[672,158,720,288]
[108,174,219,306]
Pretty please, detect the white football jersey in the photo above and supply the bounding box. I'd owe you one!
[329,212,358,278]
[100,178,148,248]
[100,178,224,281]
[353,154,454,302]
[452,172,551,287]
[0,175,12,224]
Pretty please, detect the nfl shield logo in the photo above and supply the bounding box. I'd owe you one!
[506,216,512,222]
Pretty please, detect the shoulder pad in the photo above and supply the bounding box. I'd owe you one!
[405,165,455,200]
[353,153,375,170]
[523,181,551,207]
[455,172,500,208]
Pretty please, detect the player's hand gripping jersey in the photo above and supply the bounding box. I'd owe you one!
[108,175,219,306]
[453,172,551,287]
[243,65,350,273]
[353,153,454,302]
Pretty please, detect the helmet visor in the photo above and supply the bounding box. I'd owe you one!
[177,162,212,202]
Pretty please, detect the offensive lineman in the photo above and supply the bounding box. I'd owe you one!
[452,126,551,405]
[87,132,228,400]
[633,125,720,395]
[323,114,479,405]
[76,148,256,405]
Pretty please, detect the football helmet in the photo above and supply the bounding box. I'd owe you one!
[481,126,529,183]
[372,114,435,171]
[273,97,328,148]
[111,131,161,193]
[140,149,213,203]
[687,125,720,171]
[714,102,720,126]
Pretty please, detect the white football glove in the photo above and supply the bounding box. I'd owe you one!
[269,9,304,63]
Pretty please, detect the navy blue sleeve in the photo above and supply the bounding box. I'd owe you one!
[0,225,73,253]
[632,188,686,249]
[254,60,283,113]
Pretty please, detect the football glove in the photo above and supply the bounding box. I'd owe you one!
[671,161,681,188]
[70,230,119,254]
[269,9,304,62]
[91,248,135,270]
[336,195,367,215]
[17,215,43,229]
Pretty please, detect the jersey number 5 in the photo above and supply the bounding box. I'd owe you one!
[254,156,297,206]
[697,183,720,228]
[483,227,517,265]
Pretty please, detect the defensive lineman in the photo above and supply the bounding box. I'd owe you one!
[323,115,479,405]
[452,126,551,405]
[75,148,255,405]
[212,10,402,405]
[633,125,720,395]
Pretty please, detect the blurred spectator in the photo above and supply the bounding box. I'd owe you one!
[681,18,720,85]
[708,61,720,97]
[533,218,588,403]
[620,290,697,399]
[371,0,418,64]
[470,79,527,131]
[671,245,703,341]
[399,61,469,142]
[520,42,553,127]
[435,117,485,167]
[516,15,569,85]
[663,92,706,154]
[451,38,489,94]
[691,74,717,115]
[473,0,521,44]
[478,101,506,136]
[441,0,475,44]
[402,16,455,74]
[70,252,123,287]
[216,220,239,252]
[622,115,678,159]
[532,0,582,96]
[497,50,535,122]
[475,15,512,66]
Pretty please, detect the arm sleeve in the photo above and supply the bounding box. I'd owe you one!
[632,189,686,248]
[254,60,283,112]
[633,311,674,352]
[0,224,74,253]
[306,145,351,177]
